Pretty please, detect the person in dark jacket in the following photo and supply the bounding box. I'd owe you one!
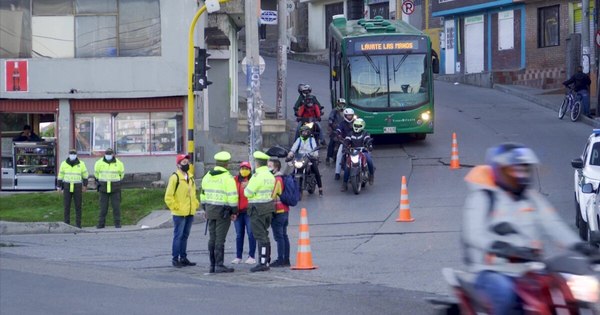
[563,66,591,116]
[13,125,42,142]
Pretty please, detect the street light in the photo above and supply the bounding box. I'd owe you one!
[187,0,229,168]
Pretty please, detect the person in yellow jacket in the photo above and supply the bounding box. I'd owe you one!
[57,149,89,228]
[165,154,200,268]
[244,150,276,272]
[200,151,239,273]
[94,148,125,228]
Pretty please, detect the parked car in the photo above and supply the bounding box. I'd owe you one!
[571,129,600,242]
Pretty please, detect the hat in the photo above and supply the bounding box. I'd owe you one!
[240,161,251,169]
[253,151,270,161]
[69,149,77,154]
[214,151,231,162]
[176,154,191,164]
[105,148,114,154]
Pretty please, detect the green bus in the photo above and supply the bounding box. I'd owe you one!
[328,15,439,140]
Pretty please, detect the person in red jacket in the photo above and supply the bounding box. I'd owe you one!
[296,97,326,145]
[232,161,257,264]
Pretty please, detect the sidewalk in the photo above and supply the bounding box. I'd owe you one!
[493,84,600,128]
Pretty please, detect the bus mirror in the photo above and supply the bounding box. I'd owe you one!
[432,58,439,74]
[332,66,340,81]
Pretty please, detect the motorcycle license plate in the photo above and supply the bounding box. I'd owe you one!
[383,126,396,133]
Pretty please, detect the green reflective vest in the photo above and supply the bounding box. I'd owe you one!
[58,160,89,193]
[244,166,276,204]
[94,158,125,193]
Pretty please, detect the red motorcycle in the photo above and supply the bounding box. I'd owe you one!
[344,146,370,195]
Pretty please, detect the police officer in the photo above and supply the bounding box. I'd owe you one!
[57,149,89,228]
[200,151,239,273]
[94,148,125,228]
[244,151,276,272]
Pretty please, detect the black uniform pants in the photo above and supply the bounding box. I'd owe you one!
[208,217,231,248]
[63,184,82,227]
[98,190,121,227]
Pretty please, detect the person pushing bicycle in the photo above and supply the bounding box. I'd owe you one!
[563,66,591,117]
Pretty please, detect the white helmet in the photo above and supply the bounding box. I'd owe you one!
[343,108,355,123]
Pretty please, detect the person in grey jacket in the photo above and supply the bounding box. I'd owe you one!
[462,143,583,315]
[287,124,322,196]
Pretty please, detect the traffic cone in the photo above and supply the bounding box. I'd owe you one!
[291,208,318,270]
[450,132,460,169]
[396,176,415,222]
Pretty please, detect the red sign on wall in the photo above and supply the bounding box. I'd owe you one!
[4,60,28,92]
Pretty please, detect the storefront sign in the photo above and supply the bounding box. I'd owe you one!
[4,60,28,92]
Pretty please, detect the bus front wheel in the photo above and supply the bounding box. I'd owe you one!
[414,133,427,141]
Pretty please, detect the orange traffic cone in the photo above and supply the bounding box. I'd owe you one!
[396,176,415,222]
[291,208,318,270]
[450,132,460,169]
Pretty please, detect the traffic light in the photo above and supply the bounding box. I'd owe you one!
[193,47,212,91]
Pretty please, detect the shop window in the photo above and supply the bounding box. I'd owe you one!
[0,0,161,59]
[538,5,559,48]
[74,112,181,155]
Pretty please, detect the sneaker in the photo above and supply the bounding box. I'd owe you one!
[335,173,340,181]
[180,257,196,266]
[231,257,242,264]
[245,257,256,264]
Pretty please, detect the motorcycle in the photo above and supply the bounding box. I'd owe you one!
[286,146,320,199]
[431,223,600,315]
[345,146,370,195]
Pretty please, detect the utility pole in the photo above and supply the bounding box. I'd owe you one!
[245,0,263,164]
[276,0,288,120]
[583,0,591,74]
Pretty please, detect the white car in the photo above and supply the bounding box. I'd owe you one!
[572,129,600,243]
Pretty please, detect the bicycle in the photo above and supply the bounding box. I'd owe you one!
[558,87,582,121]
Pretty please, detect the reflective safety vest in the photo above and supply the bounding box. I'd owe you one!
[94,158,125,193]
[58,160,89,193]
[200,166,238,208]
[244,166,276,204]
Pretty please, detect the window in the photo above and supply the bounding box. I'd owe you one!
[538,5,559,48]
[0,0,161,59]
[498,10,514,51]
[74,111,181,155]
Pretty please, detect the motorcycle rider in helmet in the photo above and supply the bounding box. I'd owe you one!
[326,98,347,166]
[287,124,323,197]
[334,108,356,180]
[462,143,593,315]
[293,84,324,116]
[295,93,326,146]
[341,118,374,191]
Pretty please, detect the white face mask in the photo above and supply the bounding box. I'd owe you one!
[105,155,113,161]
[69,154,77,161]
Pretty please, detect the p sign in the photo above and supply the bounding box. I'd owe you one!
[402,0,415,15]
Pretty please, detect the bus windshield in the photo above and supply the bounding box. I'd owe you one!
[348,53,428,110]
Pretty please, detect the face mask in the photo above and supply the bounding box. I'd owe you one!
[105,155,113,161]
[240,169,251,177]
[268,167,274,173]
[180,164,190,172]
[69,154,77,161]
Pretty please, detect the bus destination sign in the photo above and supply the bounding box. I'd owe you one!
[349,37,426,55]
[359,41,416,51]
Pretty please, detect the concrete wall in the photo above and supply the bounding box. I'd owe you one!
[0,0,195,100]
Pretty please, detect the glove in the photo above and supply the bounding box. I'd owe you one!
[572,242,600,257]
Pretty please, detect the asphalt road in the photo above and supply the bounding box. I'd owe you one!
[1,58,594,314]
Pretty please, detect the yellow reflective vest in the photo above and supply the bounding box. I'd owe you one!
[244,166,276,204]
[94,158,125,193]
[58,159,89,193]
[164,170,199,216]
[200,166,239,219]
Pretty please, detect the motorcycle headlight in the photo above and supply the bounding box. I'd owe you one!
[564,274,600,303]
[294,161,303,168]
[351,155,360,163]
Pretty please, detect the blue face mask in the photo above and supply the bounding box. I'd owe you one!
[105,155,113,161]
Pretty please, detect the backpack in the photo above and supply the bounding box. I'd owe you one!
[171,172,193,195]
[279,175,300,207]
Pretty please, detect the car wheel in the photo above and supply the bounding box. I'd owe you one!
[579,216,589,241]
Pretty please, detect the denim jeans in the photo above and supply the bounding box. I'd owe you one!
[474,270,517,314]
[578,89,590,116]
[172,215,194,260]
[271,212,290,262]
[234,211,256,259]
[343,151,374,183]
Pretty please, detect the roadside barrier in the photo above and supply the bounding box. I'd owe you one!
[291,208,318,270]
[396,176,415,222]
[450,132,460,169]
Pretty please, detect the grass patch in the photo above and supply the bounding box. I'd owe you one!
[0,188,169,227]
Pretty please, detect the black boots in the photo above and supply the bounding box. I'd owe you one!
[250,243,271,272]
[208,244,216,273]
[214,245,234,273]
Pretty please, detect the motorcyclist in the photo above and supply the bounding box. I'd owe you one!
[462,143,593,315]
[295,86,326,145]
[341,118,374,192]
[287,124,323,197]
[334,108,356,180]
[326,98,346,166]
[294,84,324,117]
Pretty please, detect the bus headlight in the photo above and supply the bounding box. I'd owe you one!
[565,274,600,303]
[420,111,431,122]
